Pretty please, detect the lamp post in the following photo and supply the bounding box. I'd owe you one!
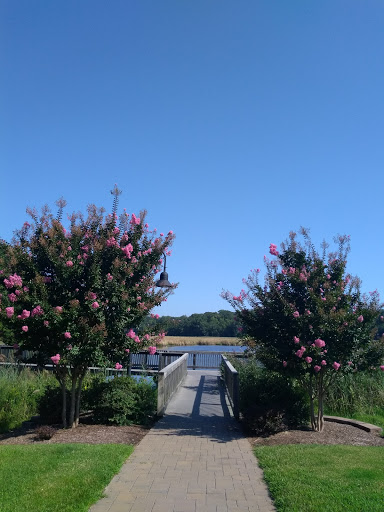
[156,253,173,288]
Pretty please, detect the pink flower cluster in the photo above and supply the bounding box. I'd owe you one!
[3,273,23,289]
[51,354,61,365]
[269,243,279,256]
[148,346,156,355]
[115,363,123,370]
[130,213,141,226]
[31,305,44,317]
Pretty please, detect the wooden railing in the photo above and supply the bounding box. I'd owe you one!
[221,354,240,419]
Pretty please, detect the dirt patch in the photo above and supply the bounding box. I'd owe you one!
[247,420,384,447]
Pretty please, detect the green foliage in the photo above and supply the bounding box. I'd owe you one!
[0,444,134,512]
[37,383,69,425]
[91,376,156,426]
[141,310,239,337]
[0,368,56,433]
[254,445,384,512]
[229,357,309,434]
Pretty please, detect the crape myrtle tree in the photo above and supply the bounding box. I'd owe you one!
[0,186,176,428]
[223,229,384,432]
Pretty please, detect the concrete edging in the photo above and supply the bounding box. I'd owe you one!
[324,415,383,434]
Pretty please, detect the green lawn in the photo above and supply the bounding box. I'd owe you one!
[0,444,134,512]
[254,445,384,512]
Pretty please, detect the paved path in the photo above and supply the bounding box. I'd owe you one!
[89,370,275,512]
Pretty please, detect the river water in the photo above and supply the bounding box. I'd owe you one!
[163,344,245,353]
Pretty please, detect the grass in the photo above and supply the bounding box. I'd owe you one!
[0,444,134,512]
[161,335,240,346]
[254,445,384,512]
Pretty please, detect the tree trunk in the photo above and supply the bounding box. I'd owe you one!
[60,378,67,429]
[74,373,85,427]
[69,372,78,429]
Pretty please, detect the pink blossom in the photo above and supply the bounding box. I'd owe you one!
[125,348,130,353]
[121,244,133,258]
[293,336,300,344]
[305,356,312,364]
[380,365,384,371]
[326,274,331,279]
[332,362,341,370]
[321,360,327,366]
[67,246,72,251]
[44,320,49,327]
[15,289,21,296]
[66,344,72,350]
[107,273,113,281]
[20,310,30,319]
[135,336,141,343]
[115,363,123,370]
[130,213,141,225]
[106,237,118,247]
[113,227,120,234]
[126,329,136,339]
[148,346,157,355]
[314,365,321,373]
[282,361,287,367]
[293,311,300,318]
[23,286,29,292]
[54,306,63,314]
[66,261,74,267]
[64,332,71,339]
[269,243,279,256]
[8,293,17,302]
[21,325,28,332]
[289,267,295,274]
[314,339,326,348]
[51,354,61,365]
[348,361,353,366]
[168,230,173,235]
[6,307,14,318]
[160,233,164,236]
[357,315,364,323]
[304,309,311,315]
[92,301,99,309]
[44,276,52,283]
[88,292,97,300]
[296,349,304,358]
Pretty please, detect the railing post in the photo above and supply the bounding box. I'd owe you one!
[193,353,196,370]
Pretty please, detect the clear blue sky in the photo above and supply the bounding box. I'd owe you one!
[1,1,383,317]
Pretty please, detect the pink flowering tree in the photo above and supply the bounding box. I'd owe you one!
[0,186,176,428]
[223,229,384,432]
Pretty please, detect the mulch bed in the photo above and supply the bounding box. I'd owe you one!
[0,418,383,447]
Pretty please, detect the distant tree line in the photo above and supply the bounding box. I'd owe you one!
[140,310,240,337]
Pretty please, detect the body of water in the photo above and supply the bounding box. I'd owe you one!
[163,345,245,353]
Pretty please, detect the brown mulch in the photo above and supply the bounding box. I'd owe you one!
[0,418,383,447]
[0,421,151,446]
[247,420,384,447]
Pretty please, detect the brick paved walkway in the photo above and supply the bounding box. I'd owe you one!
[89,370,275,512]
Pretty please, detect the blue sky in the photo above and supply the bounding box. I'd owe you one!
[1,1,383,317]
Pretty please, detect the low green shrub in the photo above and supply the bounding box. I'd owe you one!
[0,367,56,433]
[92,376,157,426]
[228,357,309,434]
